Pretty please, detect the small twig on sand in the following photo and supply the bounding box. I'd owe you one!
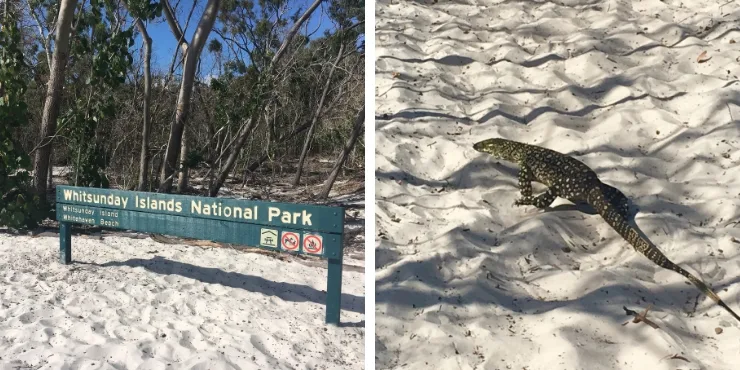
[622,304,660,329]
[661,354,691,363]
[728,102,734,122]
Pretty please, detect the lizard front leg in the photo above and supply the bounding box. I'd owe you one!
[514,164,557,209]
[515,187,557,208]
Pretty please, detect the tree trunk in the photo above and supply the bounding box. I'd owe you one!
[177,125,189,192]
[133,17,152,191]
[319,107,364,199]
[292,42,345,187]
[158,0,221,193]
[209,117,257,196]
[209,0,325,197]
[32,0,78,196]
[47,154,53,190]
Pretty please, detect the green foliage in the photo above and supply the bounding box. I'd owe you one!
[0,16,46,229]
[218,0,288,70]
[59,0,135,188]
[183,150,204,169]
[211,64,264,130]
[28,0,61,25]
[125,0,162,20]
[329,0,364,29]
[223,60,248,75]
[61,100,112,188]
[312,111,359,155]
[208,39,223,54]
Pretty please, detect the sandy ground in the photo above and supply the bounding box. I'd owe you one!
[0,231,364,369]
[375,0,740,369]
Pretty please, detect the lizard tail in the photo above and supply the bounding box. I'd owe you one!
[586,187,740,322]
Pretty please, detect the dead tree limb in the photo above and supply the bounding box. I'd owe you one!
[292,41,346,187]
[319,106,364,199]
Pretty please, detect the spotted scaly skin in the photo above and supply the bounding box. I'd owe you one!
[474,137,740,323]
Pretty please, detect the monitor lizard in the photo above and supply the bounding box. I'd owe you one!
[473,137,740,323]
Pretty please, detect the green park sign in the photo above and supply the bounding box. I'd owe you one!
[55,185,346,324]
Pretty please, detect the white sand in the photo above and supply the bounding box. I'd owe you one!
[0,232,364,369]
[375,0,740,369]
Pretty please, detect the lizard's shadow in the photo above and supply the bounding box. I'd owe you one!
[544,200,654,247]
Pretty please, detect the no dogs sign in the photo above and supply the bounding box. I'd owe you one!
[281,231,300,251]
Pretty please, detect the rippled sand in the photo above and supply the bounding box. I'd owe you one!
[375,0,740,369]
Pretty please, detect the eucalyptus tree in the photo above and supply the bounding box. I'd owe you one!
[122,0,161,191]
[158,0,222,193]
[32,0,77,196]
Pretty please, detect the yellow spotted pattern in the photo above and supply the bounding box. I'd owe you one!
[474,137,740,322]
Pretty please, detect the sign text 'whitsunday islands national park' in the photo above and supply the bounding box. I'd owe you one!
[55,185,346,324]
[60,188,316,226]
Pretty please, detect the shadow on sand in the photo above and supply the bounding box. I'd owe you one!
[81,256,365,314]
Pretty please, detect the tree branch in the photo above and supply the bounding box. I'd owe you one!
[161,0,189,54]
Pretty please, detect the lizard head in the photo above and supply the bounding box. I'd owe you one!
[473,138,521,161]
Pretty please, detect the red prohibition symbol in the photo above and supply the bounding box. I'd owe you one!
[303,234,323,255]
[281,232,300,251]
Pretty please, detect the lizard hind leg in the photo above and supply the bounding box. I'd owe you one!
[601,183,631,218]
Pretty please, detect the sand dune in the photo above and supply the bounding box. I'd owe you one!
[376,0,740,369]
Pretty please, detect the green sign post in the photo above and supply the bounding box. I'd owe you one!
[55,185,346,324]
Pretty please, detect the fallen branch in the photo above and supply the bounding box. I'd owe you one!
[622,304,660,329]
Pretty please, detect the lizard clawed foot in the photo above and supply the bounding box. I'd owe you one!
[514,197,533,207]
